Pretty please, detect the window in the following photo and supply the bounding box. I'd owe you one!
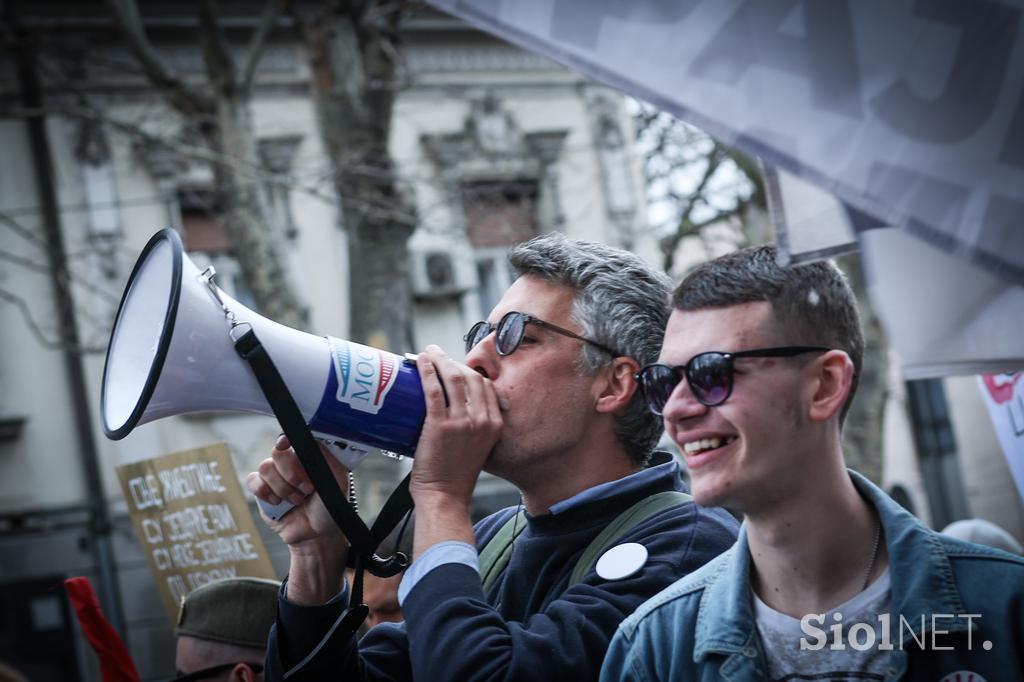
[462,180,539,319]
[906,379,969,528]
[462,180,539,248]
[179,190,256,310]
[82,162,121,238]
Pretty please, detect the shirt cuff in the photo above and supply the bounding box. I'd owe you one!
[281,575,349,606]
[398,541,478,606]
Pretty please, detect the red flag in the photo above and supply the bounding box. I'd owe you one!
[63,577,140,682]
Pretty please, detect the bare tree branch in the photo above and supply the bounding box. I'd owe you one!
[198,0,238,97]
[660,143,726,271]
[722,145,765,206]
[105,0,213,117]
[0,208,45,248]
[0,249,51,276]
[634,100,763,275]
[241,0,288,92]
[0,244,122,306]
[3,101,421,232]
[0,285,107,354]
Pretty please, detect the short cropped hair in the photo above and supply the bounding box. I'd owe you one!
[509,233,671,465]
[672,244,864,425]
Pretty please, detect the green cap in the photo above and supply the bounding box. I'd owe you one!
[176,577,280,649]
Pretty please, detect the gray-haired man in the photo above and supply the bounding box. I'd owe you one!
[248,233,738,680]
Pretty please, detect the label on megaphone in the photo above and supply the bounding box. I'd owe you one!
[329,337,401,415]
[256,338,424,522]
[306,337,425,455]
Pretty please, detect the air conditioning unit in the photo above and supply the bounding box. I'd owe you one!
[411,250,474,298]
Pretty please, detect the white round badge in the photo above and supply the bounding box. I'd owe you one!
[596,543,648,580]
[938,673,987,682]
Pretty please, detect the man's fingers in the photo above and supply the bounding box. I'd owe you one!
[245,470,282,506]
[272,443,316,495]
[417,350,449,417]
[256,449,312,507]
[460,360,483,402]
[461,361,502,438]
[481,377,503,427]
[438,365,468,418]
[427,346,469,414]
[257,459,306,507]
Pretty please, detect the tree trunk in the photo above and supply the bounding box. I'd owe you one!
[107,0,305,329]
[300,2,415,351]
[838,252,888,484]
[207,93,306,329]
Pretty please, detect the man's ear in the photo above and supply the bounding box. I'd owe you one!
[807,350,854,423]
[595,356,641,414]
[229,663,258,682]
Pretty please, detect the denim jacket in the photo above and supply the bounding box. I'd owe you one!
[601,471,1024,682]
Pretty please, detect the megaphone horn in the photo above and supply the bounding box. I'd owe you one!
[100,229,426,472]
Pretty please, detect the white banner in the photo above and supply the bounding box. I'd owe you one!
[765,165,864,265]
[977,374,1024,504]
[429,0,1024,286]
[860,227,1024,378]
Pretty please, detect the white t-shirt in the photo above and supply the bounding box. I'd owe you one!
[753,569,892,681]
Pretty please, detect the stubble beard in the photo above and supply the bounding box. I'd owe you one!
[483,437,525,484]
[485,429,564,491]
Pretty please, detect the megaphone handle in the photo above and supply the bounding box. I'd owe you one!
[257,497,296,522]
[256,442,369,520]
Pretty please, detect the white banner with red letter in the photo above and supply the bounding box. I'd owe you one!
[978,374,1024,504]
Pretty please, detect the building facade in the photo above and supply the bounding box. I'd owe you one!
[2,4,1021,681]
[0,5,655,679]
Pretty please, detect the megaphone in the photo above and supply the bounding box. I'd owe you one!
[101,229,426,478]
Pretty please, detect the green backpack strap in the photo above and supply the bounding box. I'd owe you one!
[479,510,528,594]
[477,490,692,593]
[568,490,692,585]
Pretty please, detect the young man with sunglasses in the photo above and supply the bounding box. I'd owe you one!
[248,233,738,680]
[602,245,1024,681]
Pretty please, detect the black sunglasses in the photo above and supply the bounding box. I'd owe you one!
[635,346,830,414]
[464,310,621,357]
[173,662,263,682]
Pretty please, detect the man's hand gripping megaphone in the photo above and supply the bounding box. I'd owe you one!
[245,345,503,590]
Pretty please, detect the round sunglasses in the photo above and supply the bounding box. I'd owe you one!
[464,310,621,357]
[635,346,830,414]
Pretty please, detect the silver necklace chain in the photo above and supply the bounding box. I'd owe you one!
[861,517,882,591]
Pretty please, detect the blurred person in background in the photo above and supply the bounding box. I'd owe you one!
[942,518,1023,555]
[174,577,279,682]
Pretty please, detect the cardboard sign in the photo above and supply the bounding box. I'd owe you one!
[116,444,277,624]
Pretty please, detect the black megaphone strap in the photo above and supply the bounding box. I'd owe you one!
[233,328,412,579]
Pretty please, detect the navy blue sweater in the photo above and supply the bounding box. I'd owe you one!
[266,453,738,681]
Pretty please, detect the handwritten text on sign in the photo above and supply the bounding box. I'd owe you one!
[117,444,277,624]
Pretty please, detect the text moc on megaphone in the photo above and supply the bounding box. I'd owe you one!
[100,228,427,521]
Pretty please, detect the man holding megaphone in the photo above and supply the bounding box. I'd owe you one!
[246,233,739,681]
